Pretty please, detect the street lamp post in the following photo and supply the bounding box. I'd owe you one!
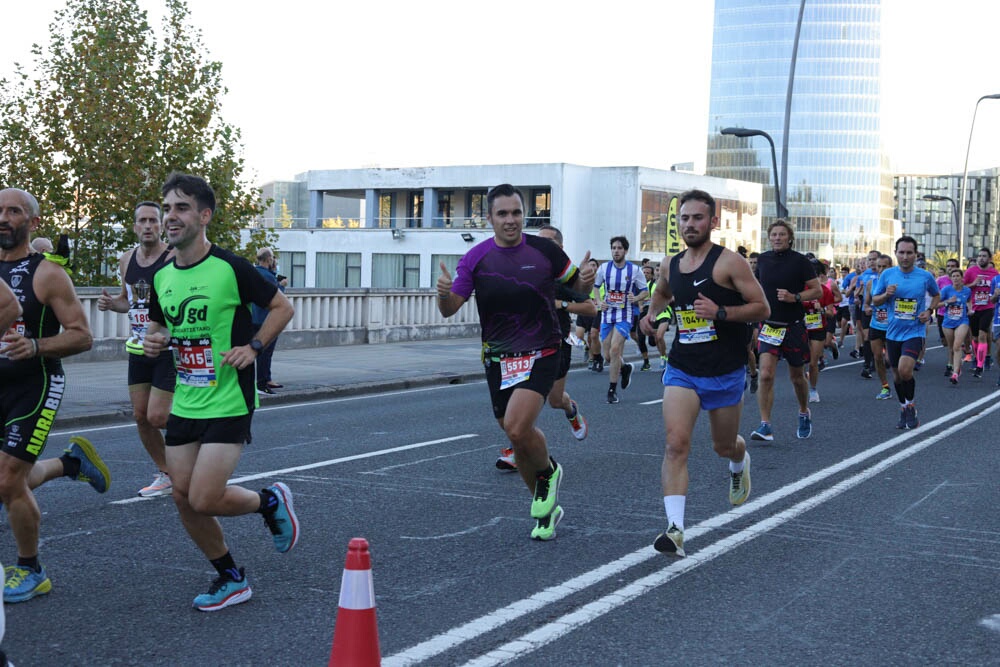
[958,93,1000,263]
[921,194,959,257]
[721,127,788,219]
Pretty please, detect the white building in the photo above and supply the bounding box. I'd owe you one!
[253,163,762,288]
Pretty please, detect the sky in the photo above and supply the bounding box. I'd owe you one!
[3,0,1000,186]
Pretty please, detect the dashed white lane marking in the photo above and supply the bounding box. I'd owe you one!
[979,614,1000,633]
[384,391,1000,666]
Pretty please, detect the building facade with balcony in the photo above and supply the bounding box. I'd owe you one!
[706,0,894,263]
[893,170,999,262]
[252,163,762,289]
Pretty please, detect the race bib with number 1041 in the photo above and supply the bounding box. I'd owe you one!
[499,351,538,390]
[172,337,217,387]
[677,309,717,344]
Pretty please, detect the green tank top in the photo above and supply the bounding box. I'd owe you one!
[149,245,277,419]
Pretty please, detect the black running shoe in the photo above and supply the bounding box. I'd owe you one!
[607,388,619,404]
[620,362,633,390]
[860,368,873,379]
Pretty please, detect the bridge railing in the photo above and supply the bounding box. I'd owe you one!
[75,288,480,361]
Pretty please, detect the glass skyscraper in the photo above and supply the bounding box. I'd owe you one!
[706,0,893,261]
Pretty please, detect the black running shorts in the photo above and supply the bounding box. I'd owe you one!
[0,373,65,463]
[485,348,559,419]
[165,413,254,447]
[127,349,177,392]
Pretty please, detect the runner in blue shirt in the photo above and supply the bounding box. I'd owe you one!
[856,251,880,378]
[939,267,972,385]
[871,236,940,430]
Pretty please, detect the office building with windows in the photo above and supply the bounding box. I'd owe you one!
[893,170,999,261]
[254,163,761,288]
[706,0,893,262]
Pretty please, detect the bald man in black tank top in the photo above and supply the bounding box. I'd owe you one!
[641,189,770,558]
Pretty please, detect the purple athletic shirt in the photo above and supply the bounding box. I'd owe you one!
[451,234,578,357]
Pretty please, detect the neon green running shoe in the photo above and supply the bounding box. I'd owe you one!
[530,506,564,541]
[530,461,563,519]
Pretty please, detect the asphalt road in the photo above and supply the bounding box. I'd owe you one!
[4,341,1000,666]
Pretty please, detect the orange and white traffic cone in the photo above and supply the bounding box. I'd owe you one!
[329,538,381,666]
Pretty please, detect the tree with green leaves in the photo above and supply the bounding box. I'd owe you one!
[0,0,274,284]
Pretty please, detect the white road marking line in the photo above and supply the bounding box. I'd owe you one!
[458,396,1000,666]
[110,434,478,505]
[383,390,1000,666]
[979,614,1000,633]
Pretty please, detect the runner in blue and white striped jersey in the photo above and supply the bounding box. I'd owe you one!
[594,236,648,403]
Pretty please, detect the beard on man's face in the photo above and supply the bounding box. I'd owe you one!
[0,225,28,250]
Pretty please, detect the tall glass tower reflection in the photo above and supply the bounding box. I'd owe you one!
[706,0,894,261]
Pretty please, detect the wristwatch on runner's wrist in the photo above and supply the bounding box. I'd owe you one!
[249,339,264,353]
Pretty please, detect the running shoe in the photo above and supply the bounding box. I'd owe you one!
[964,353,973,363]
[914,360,923,371]
[138,471,172,498]
[593,357,604,373]
[65,436,111,493]
[796,411,812,439]
[750,422,774,442]
[495,448,517,471]
[567,401,588,441]
[3,565,51,603]
[849,349,860,359]
[749,373,758,394]
[950,373,959,385]
[530,505,564,541]
[262,482,299,553]
[256,384,275,395]
[830,344,839,360]
[904,404,919,430]
[659,356,667,370]
[808,388,820,403]
[838,340,844,348]
[876,386,891,400]
[530,461,562,519]
[944,365,953,377]
[640,359,651,371]
[817,358,826,372]
[973,366,983,379]
[860,368,873,379]
[607,388,619,404]
[620,362,634,390]
[729,451,751,506]
[653,524,685,557]
[587,358,594,371]
[896,407,907,430]
[193,568,252,612]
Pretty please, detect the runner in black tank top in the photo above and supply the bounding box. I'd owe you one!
[667,244,749,377]
[0,187,107,605]
[639,189,770,559]
[96,201,176,498]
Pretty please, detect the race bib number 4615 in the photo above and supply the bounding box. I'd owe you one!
[172,337,217,387]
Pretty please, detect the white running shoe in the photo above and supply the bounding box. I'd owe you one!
[138,471,172,498]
